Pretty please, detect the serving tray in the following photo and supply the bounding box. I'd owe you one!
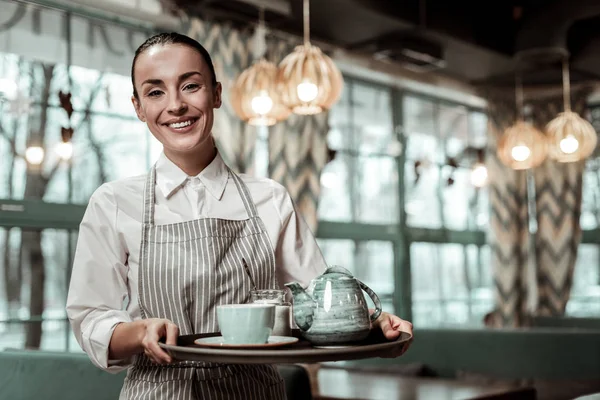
[159,329,412,364]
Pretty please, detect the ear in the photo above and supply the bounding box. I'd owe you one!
[213,82,222,109]
[131,96,146,122]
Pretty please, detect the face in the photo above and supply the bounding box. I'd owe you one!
[131,44,222,158]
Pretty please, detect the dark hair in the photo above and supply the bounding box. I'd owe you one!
[131,32,218,99]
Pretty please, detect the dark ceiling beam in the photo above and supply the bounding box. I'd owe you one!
[515,0,600,56]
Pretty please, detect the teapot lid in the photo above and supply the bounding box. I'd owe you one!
[320,265,354,279]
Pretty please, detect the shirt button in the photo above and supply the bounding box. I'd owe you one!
[188,177,202,190]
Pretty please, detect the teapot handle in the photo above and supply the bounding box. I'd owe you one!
[357,280,382,322]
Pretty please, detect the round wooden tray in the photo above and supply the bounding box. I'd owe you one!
[159,329,412,364]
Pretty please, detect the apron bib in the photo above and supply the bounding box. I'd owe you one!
[120,166,286,400]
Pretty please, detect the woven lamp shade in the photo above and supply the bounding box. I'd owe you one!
[277,43,343,115]
[231,58,291,126]
[546,110,598,163]
[497,120,548,170]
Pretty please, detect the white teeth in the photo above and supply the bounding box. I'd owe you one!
[169,120,193,129]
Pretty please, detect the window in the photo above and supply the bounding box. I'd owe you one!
[0,1,154,351]
[403,95,490,327]
[0,227,80,351]
[568,104,600,316]
[318,79,399,224]
[317,79,490,327]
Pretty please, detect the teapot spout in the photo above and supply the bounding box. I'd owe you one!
[284,282,315,332]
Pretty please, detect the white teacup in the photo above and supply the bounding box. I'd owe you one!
[216,304,275,344]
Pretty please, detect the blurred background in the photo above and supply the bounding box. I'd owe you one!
[2,1,600,399]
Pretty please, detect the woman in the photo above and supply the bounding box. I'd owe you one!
[66,32,413,399]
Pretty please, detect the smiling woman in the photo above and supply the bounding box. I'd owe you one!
[64,31,414,400]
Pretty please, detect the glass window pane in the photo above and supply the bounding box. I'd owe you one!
[328,81,393,156]
[442,167,487,231]
[0,227,75,351]
[567,244,600,316]
[323,78,398,224]
[69,113,149,203]
[405,162,442,228]
[319,154,399,224]
[411,243,492,327]
[439,104,469,159]
[469,111,488,148]
[0,6,150,204]
[404,96,441,163]
[581,161,600,230]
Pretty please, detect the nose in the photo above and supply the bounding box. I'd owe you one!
[167,93,187,114]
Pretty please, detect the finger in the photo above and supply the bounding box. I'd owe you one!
[165,323,179,346]
[379,316,401,340]
[144,347,162,365]
[147,340,172,364]
[401,320,414,335]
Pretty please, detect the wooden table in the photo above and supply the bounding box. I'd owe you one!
[315,367,536,400]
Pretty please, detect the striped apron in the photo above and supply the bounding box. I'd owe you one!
[120,165,287,400]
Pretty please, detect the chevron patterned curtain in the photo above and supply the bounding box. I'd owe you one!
[264,36,330,232]
[482,85,593,327]
[528,87,592,316]
[268,113,329,232]
[181,18,256,174]
[483,90,532,328]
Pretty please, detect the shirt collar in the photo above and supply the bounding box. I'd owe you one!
[155,151,228,200]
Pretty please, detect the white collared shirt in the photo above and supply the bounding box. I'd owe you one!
[66,152,327,372]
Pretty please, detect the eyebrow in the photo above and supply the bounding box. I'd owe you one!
[141,71,204,87]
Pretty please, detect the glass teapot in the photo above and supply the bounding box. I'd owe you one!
[285,265,382,345]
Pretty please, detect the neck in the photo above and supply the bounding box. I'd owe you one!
[164,142,217,176]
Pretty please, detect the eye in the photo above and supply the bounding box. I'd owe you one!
[183,83,200,91]
[147,90,163,98]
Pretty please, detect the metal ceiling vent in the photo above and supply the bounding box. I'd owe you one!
[361,32,446,73]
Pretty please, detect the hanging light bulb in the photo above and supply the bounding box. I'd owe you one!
[25,146,45,165]
[55,141,73,161]
[547,110,596,162]
[297,80,319,103]
[231,8,290,126]
[278,0,343,115]
[250,90,274,115]
[497,73,548,170]
[559,134,579,154]
[497,121,548,170]
[546,58,597,162]
[511,144,531,161]
[231,59,290,126]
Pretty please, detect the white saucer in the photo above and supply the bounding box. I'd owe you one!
[194,336,299,349]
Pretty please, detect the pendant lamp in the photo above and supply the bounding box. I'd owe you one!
[231,9,290,126]
[277,0,343,115]
[497,74,548,170]
[546,58,597,162]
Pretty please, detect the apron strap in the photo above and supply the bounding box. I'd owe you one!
[142,165,157,226]
[228,167,259,219]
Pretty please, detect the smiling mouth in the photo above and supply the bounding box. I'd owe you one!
[165,118,199,129]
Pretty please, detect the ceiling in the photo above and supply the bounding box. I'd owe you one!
[166,0,600,87]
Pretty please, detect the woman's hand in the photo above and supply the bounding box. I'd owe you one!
[140,318,179,364]
[109,318,179,364]
[372,311,413,357]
